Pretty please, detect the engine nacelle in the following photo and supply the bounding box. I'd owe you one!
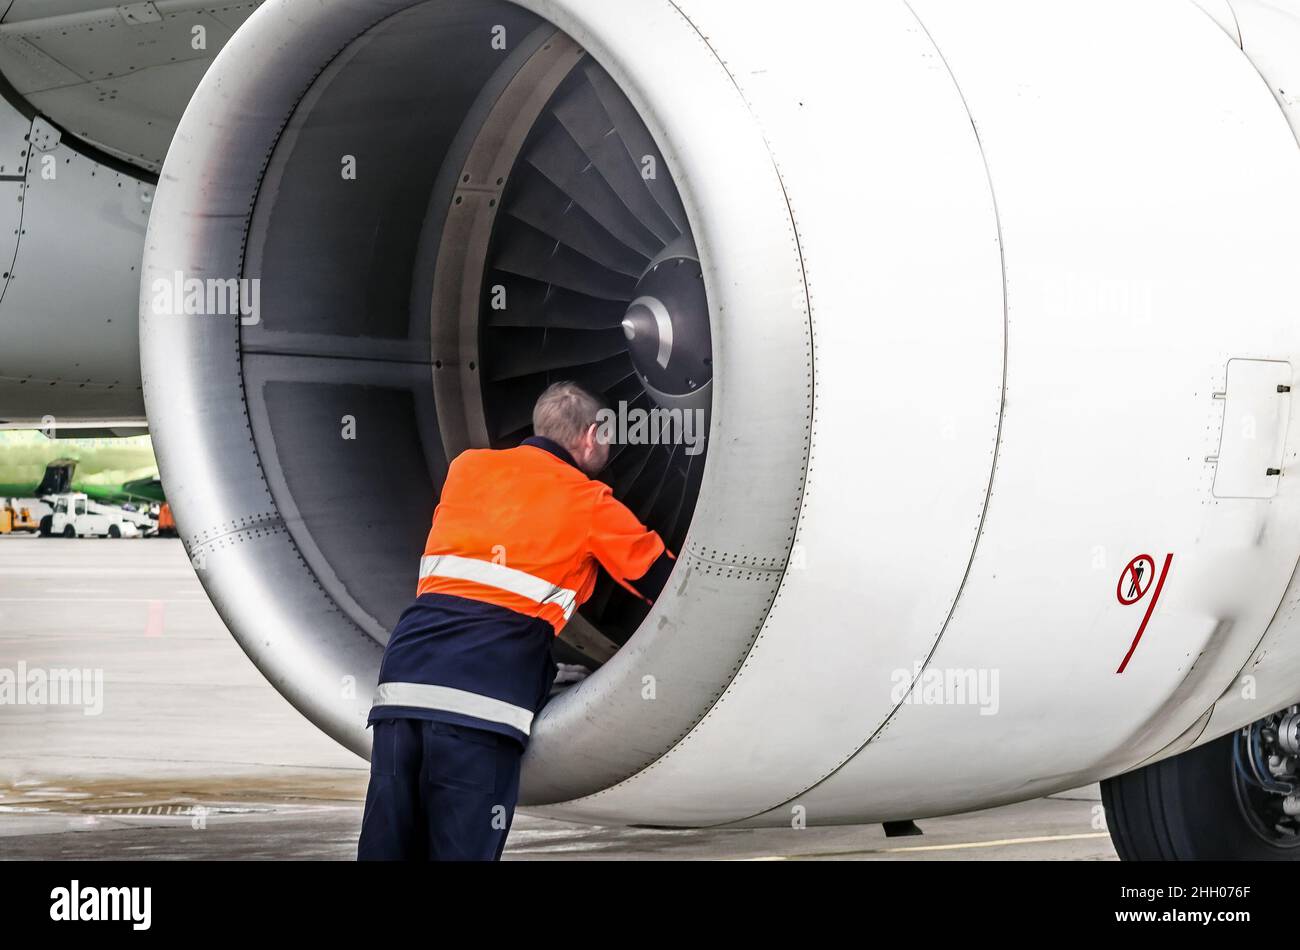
[140,0,1300,828]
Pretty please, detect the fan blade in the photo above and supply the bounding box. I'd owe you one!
[585,63,690,236]
[492,223,638,301]
[551,77,681,246]
[484,376,550,444]
[564,352,638,395]
[610,440,658,500]
[477,57,709,640]
[485,276,627,330]
[487,327,629,382]
[631,443,681,524]
[525,122,661,259]
[504,165,650,276]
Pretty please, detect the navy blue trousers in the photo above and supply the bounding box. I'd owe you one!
[357,717,523,861]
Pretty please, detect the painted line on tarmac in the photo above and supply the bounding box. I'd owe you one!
[739,831,1112,860]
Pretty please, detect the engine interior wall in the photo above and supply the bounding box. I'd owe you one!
[256,377,437,633]
[143,0,816,780]
[242,0,539,639]
[139,0,437,756]
[246,1,541,344]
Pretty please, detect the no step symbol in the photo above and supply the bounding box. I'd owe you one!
[1115,553,1173,674]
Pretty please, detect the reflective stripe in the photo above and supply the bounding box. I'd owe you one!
[419,554,578,621]
[372,682,535,735]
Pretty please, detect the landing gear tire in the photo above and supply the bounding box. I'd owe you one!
[1102,720,1300,860]
[38,515,51,537]
[61,525,76,539]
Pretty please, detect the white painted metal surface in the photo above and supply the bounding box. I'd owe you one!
[727,0,1300,827]
[529,0,1007,825]
[1200,0,1300,744]
[133,0,1300,829]
[528,0,1300,826]
[0,1,262,170]
[1192,0,1244,42]
[0,100,151,422]
[1228,1,1300,143]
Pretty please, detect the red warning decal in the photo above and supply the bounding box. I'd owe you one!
[1115,553,1173,674]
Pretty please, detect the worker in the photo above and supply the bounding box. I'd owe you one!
[357,381,676,861]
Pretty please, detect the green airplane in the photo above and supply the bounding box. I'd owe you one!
[0,431,162,505]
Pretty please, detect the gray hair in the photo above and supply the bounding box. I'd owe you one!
[532,381,605,450]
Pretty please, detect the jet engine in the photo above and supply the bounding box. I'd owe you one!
[137,0,1300,849]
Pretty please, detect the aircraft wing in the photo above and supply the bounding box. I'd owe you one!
[0,1,261,426]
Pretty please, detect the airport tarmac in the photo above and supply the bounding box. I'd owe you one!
[0,536,1119,860]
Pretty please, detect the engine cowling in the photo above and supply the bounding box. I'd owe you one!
[141,0,1300,828]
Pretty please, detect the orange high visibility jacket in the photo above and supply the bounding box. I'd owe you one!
[416,437,670,633]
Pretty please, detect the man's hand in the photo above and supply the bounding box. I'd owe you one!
[553,663,591,688]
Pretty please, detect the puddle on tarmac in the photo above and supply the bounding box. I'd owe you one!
[0,772,367,816]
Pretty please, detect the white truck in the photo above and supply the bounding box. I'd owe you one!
[47,493,144,539]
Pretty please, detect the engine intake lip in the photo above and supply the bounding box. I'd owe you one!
[139,0,812,806]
